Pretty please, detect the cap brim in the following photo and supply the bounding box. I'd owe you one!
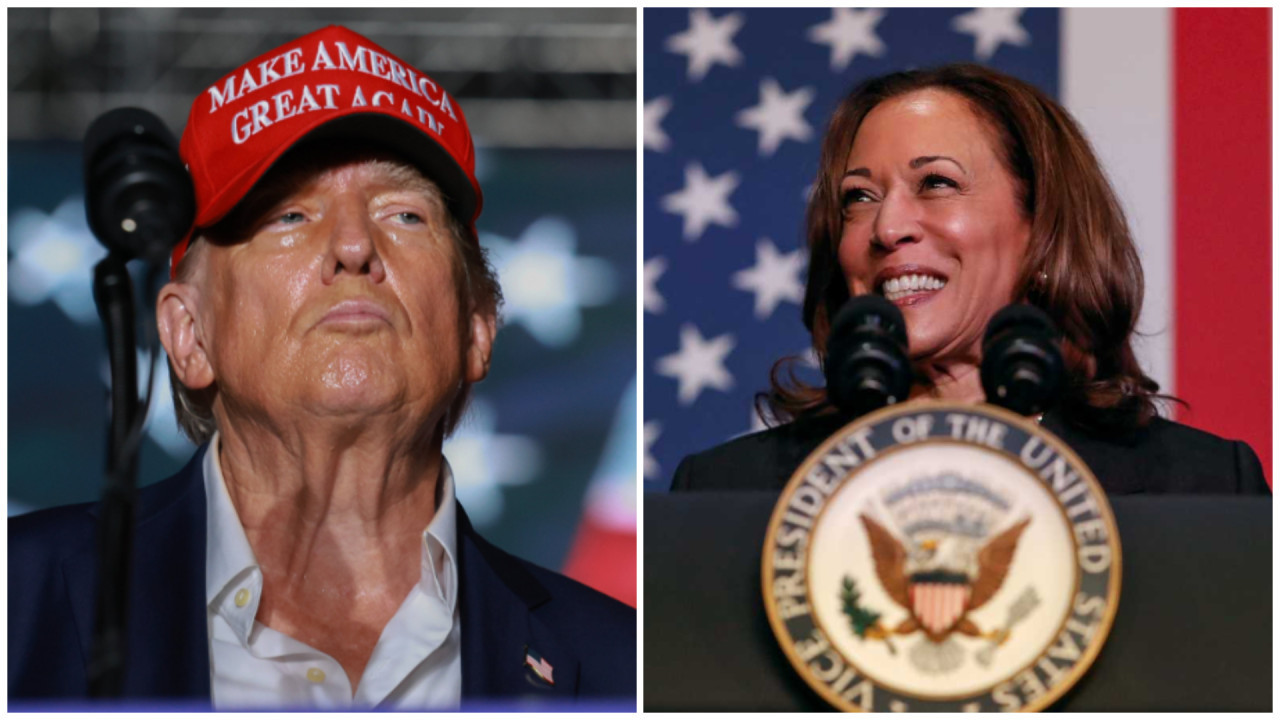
[297,114,480,225]
[195,111,480,234]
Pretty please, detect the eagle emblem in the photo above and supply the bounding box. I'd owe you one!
[763,404,1122,711]
[844,501,1036,673]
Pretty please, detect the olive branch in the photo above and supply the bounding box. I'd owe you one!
[841,575,896,655]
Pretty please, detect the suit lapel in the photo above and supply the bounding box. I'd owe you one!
[64,448,212,698]
[57,451,586,702]
[456,506,579,701]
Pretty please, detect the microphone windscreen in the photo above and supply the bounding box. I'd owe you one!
[83,107,179,171]
[829,294,908,349]
[983,304,1056,347]
[83,107,193,261]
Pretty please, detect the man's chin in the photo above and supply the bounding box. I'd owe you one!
[303,382,404,416]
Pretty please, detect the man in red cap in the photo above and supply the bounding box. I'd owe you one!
[10,26,634,709]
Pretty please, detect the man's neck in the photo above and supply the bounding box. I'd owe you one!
[211,420,445,694]
[212,416,441,605]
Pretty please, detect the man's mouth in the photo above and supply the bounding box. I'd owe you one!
[878,273,948,302]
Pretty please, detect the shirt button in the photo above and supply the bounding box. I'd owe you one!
[234,588,250,607]
[306,667,326,683]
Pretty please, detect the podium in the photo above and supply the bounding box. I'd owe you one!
[644,492,1271,711]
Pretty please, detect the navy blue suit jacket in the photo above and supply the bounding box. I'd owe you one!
[9,447,636,707]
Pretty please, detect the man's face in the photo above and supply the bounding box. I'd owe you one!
[163,151,494,431]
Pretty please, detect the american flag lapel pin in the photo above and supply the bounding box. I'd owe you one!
[523,645,555,686]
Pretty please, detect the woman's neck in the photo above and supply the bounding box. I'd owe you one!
[909,359,986,404]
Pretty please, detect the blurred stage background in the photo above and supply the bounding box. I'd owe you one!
[643,7,1270,492]
[8,8,636,605]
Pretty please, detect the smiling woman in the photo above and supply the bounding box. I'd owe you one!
[766,65,1157,434]
[837,87,1032,397]
[670,63,1268,496]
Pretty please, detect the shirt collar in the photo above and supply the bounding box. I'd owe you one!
[203,435,262,642]
[424,460,459,613]
[203,433,461,633]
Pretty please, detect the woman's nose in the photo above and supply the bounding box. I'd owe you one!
[871,191,921,251]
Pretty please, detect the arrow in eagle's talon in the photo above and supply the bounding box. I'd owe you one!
[975,587,1040,667]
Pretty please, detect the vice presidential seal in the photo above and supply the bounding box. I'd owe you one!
[762,402,1120,712]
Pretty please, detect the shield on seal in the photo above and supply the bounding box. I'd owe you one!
[910,578,971,635]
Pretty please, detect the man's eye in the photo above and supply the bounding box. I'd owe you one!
[278,211,305,224]
[396,212,423,224]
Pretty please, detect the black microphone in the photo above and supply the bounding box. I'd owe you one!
[981,304,1065,417]
[825,295,913,418]
[83,107,194,264]
[81,107,193,698]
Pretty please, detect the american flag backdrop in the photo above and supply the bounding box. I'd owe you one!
[642,8,1271,491]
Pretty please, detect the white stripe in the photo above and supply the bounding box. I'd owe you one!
[1062,8,1174,401]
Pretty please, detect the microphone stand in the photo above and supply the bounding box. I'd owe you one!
[81,106,194,698]
[88,254,140,698]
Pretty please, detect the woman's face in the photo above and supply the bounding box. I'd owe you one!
[837,88,1031,363]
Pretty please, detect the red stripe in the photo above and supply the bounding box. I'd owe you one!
[560,517,636,607]
[1173,8,1272,486]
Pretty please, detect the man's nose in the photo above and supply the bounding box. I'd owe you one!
[322,204,387,284]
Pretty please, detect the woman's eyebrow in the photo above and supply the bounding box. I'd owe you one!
[842,155,967,179]
[910,155,966,173]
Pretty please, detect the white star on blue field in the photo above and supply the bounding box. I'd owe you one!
[484,216,616,348]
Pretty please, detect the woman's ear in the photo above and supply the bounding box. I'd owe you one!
[157,282,215,390]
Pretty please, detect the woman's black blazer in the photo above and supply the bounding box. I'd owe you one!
[670,408,1270,495]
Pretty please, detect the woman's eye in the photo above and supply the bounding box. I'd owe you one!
[841,188,874,207]
[920,173,958,191]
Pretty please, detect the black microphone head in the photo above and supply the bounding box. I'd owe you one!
[983,303,1056,348]
[84,107,195,263]
[825,294,912,418]
[981,303,1064,416]
[829,294,908,350]
[83,107,177,170]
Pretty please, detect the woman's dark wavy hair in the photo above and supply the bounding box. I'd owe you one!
[763,63,1178,436]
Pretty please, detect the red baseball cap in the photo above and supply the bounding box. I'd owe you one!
[171,24,481,277]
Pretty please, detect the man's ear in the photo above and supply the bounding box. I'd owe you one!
[464,311,498,384]
[157,282,215,390]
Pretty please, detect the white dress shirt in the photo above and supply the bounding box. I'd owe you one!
[203,434,462,709]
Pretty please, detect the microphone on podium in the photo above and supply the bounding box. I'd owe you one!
[980,304,1065,417]
[824,295,913,419]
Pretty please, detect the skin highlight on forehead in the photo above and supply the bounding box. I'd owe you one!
[845,90,1007,182]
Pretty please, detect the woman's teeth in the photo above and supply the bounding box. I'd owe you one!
[882,274,946,301]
